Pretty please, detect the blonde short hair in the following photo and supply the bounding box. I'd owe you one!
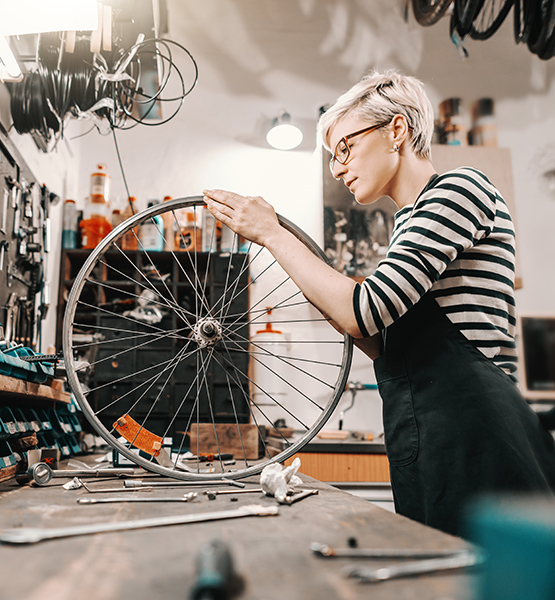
[318,70,434,160]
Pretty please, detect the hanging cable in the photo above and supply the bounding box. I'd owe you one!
[8,33,199,147]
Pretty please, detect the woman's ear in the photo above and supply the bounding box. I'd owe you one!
[390,114,409,148]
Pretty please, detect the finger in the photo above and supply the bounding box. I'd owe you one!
[202,189,244,208]
[204,198,232,223]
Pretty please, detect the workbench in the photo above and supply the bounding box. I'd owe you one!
[0,457,477,600]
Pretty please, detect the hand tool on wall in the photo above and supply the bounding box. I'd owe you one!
[0,240,8,271]
[0,504,280,545]
[1,188,8,234]
[16,462,136,486]
[4,292,18,345]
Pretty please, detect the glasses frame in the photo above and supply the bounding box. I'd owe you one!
[329,121,390,175]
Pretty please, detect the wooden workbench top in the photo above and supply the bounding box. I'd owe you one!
[0,462,475,600]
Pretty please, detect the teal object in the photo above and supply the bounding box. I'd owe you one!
[465,495,555,600]
[0,347,54,383]
[0,440,16,468]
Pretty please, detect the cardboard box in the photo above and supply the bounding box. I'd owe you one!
[189,423,263,460]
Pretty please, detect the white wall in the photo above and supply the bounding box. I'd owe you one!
[5,1,555,434]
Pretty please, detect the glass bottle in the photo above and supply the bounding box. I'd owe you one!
[121,197,139,250]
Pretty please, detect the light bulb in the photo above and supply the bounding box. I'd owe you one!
[266,122,303,150]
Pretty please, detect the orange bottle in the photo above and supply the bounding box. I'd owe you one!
[121,197,139,250]
[175,208,202,251]
[80,164,113,249]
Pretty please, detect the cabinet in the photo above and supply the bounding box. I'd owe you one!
[56,249,251,440]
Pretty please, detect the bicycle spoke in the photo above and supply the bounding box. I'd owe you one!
[62,197,352,480]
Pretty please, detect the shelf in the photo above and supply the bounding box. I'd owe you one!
[0,374,71,405]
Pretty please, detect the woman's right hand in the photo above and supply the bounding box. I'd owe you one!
[203,189,280,247]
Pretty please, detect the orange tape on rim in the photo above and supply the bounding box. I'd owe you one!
[113,414,163,457]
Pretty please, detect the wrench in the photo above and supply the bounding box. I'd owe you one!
[0,504,280,545]
[123,479,245,489]
[16,463,136,486]
[311,542,475,559]
[202,488,263,496]
[342,550,484,583]
[279,489,319,505]
[77,492,198,504]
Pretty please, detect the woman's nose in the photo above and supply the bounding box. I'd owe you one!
[331,160,347,181]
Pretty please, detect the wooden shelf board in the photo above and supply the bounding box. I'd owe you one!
[0,374,71,405]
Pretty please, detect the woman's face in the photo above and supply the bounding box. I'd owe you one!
[328,113,397,206]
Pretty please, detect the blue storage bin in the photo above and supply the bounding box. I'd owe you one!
[0,407,20,438]
[36,409,53,431]
[4,347,40,383]
[0,349,13,376]
[0,439,16,468]
[12,408,30,436]
[37,430,57,449]
[47,408,64,439]
[56,437,71,457]
[63,433,81,455]
[22,408,42,433]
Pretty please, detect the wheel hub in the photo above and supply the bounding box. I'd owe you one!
[192,317,223,348]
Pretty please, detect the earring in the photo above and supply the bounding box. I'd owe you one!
[393,144,400,152]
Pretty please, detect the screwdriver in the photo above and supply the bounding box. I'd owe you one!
[190,539,242,600]
[186,453,234,462]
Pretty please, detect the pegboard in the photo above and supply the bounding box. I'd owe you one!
[0,125,57,350]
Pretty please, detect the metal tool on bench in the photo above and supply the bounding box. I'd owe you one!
[203,488,264,497]
[0,504,280,545]
[280,489,319,505]
[16,462,136,486]
[311,542,476,559]
[341,550,484,583]
[77,492,198,504]
[123,479,246,489]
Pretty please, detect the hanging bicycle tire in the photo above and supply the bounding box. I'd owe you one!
[526,0,555,58]
[62,196,353,480]
[470,0,515,39]
[412,0,454,25]
[451,0,486,37]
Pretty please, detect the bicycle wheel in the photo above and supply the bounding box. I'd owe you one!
[412,0,454,25]
[62,196,353,480]
[470,0,514,39]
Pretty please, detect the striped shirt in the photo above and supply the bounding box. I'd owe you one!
[353,167,518,378]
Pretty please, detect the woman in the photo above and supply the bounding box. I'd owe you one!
[204,70,555,536]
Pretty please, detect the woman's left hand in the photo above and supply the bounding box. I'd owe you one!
[203,189,280,247]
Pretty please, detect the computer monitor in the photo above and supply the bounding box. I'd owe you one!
[517,315,555,401]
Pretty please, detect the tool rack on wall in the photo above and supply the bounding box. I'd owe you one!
[0,124,83,482]
[55,248,251,444]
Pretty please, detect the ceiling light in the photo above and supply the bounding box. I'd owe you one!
[0,0,98,36]
[266,110,303,150]
[0,36,21,80]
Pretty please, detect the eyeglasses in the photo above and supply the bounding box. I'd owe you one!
[329,121,389,175]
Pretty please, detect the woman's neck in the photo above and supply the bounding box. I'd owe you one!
[390,154,437,210]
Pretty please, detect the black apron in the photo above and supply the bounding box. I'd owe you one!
[374,293,555,536]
